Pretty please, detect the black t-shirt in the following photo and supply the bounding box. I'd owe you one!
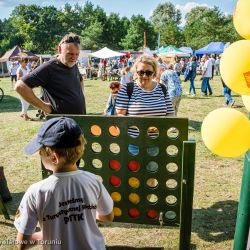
[22,58,86,114]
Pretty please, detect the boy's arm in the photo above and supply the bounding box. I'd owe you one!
[96,181,114,222]
[96,211,114,222]
[16,231,42,250]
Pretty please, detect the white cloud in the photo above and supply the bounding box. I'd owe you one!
[176,2,211,27]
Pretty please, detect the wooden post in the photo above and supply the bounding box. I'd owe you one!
[144,32,147,48]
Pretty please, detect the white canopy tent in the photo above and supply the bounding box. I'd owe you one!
[160,51,190,57]
[90,47,125,59]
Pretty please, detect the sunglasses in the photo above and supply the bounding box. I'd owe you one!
[137,70,154,77]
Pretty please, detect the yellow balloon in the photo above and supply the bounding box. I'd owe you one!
[242,95,250,112]
[233,0,250,39]
[201,108,250,157]
[220,40,250,95]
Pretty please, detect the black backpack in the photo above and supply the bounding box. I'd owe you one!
[126,82,167,99]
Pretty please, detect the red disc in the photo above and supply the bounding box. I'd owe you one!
[129,208,140,218]
[109,176,121,187]
[109,160,121,171]
[128,160,140,172]
[147,209,158,219]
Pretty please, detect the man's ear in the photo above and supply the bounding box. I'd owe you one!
[58,45,62,54]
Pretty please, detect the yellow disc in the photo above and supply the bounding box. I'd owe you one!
[242,95,250,112]
[111,192,121,202]
[201,108,250,157]
[129,193,140,204]
[233,0,250,39]
[220,40,250,96]
[128,177,140,188]
[113,207,122,217]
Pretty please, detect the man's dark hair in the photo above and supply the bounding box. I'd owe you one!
[59,33,80,46]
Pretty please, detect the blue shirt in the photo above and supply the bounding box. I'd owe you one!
[160,70,182,97]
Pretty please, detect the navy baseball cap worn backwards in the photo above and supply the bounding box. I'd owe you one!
[25,117,83,155]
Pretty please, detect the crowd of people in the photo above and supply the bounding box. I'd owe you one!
[9,32,238,249]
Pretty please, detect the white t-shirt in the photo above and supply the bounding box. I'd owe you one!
[209,57,215,66]
[14,170,113,250]
[215,58,220,65]
[203,59,213,78]
[120,72,132,84]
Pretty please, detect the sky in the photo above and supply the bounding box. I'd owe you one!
[0,0,236,25]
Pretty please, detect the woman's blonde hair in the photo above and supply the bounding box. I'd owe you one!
[40,135,86,165]
[132,55,158,77]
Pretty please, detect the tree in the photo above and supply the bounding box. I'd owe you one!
[103,13,130,50]
[10,4,62,53]
[150,2,182,46]
[183,6,241,49]
[120,15,157,50]
[80,20,104,50]
[151,2,182,28]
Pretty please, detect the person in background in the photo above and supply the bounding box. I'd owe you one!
[188,56,198,96]
[160,64,182,116]
[14,117,114,250]
[120,66,133,85]
[15,33,86,115]
[201,54,213,96]
[180,58,185,74]
[9,62,18,88]
[174,59,182,77]
[215,55,220,75]
[221,78,235,107]
[210,54,216,79]
[17,57,33,121]
[104,81,121,115]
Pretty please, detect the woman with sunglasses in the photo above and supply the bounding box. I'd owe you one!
[115,55,175,155]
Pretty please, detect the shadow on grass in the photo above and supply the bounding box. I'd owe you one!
[0,94,38,114]
[0,95,20,113]
[192,200,238,242]
[182,96,210,100]
[189,120,202,131]
[2,192,25,217]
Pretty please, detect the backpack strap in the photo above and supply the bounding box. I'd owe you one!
[127,81,167,99]
[159,83,167,97]
[126,82,134,100]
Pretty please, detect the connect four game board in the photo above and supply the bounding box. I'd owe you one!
[42,115,195,229]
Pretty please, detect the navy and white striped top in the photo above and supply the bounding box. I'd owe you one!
[115,82,175,116]
[115,82,175,137]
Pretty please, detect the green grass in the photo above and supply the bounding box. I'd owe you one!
[0,75,248,249]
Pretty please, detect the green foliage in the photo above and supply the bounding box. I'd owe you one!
[183,6,241,49]
[151,2,182,28]
[0,1,243,54]
[150,2,182,47]
[81,20,104,50]
[103,13,130,50]
[120,15,157,50]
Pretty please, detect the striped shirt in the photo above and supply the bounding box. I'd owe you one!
[115,82,175,137]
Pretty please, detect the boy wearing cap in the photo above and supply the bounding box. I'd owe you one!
[14,117,114,250]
